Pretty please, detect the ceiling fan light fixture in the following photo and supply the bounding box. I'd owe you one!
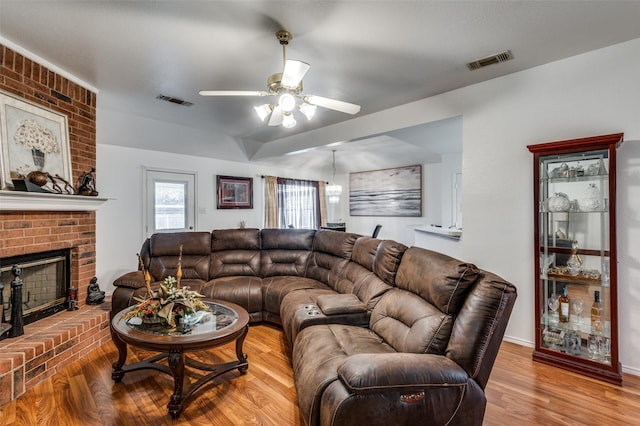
[254,104,273,121]
[279,93,297,113]
[282,112,296,128]
[299,102,317,120]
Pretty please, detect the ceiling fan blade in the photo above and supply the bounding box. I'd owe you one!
[268,105,283,126]
[281,60,310,88]
[198,90,267,96]
[305,95,361,115]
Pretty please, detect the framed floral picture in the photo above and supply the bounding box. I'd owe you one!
[216,175,253,209]
[0,91,72,190]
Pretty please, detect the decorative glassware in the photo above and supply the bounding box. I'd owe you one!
[572,299,584,325]
[547,294,560,325]
[566,240,583,276]
[546,192,571,212]
[587,334,602,360]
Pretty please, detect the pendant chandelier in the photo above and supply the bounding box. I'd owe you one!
[326,150,342,203]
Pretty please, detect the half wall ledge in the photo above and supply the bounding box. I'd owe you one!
[0,190,109,211]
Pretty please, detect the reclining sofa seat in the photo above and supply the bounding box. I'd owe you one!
[292,247,517,426]
[110,231,212,315]
[280,236,408,346]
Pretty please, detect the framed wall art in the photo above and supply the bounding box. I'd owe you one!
[349,165,422,217]
[216,175,253,209]
[0,91,72,190]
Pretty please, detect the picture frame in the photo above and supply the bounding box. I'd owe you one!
[216,175,253,209]
[349,165,422,217]
[0,91,72,191]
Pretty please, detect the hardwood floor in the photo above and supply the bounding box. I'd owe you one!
[1,324,639,425]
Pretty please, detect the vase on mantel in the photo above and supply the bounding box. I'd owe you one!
[31,148,45,171]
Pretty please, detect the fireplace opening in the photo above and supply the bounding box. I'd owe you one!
[1,249,71,325]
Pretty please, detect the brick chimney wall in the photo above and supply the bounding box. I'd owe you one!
[0,45,98,303]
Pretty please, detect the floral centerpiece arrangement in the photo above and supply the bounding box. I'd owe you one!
[121,246,208,328]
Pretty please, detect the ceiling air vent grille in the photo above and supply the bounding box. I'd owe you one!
[466,50,513,71]
[156,94,193,106]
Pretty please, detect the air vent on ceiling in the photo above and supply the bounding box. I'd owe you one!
[466,50,514,71]
[156,94,193,106]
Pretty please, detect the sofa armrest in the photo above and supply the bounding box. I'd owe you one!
[316,293,366,315]
[338,353,469,395]
[113,271,146,289]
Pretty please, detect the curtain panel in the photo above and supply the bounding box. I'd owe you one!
[264,175,278,228]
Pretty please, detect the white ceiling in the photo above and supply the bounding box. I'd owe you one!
[2,1,640,173]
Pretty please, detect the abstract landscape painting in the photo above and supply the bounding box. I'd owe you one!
[349,165,422,216]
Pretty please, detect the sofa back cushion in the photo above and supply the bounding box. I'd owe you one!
[147,231,211,281]
[261,229,315,277]
[305,230,359,289]
[374,240,408,285]
[335,237,392,309]
[210,229,261,278]
[369,247,479,354]
[395,247,479,315]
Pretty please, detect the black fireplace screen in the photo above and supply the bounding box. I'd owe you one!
[1,249,71,325]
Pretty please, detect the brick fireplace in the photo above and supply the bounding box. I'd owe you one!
[0,45,111,405]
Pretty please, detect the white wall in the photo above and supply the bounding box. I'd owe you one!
[96,37,640,374]
[430,38,639,373]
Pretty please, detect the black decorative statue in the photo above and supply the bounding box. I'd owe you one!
[9,265,24,338]
[77,168,99,196]
[86,276,105,305]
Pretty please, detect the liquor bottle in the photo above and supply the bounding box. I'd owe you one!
[591,290,603,333]
[559,286,570,323]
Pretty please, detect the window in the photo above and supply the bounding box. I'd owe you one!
[277,178,320,229]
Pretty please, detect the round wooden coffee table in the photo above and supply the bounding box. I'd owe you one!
[110,300,249,419]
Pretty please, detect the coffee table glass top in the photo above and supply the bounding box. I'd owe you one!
[124,301,238,337]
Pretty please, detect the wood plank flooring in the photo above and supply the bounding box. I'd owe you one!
[1,324,639,425]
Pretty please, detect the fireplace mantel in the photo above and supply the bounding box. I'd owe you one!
[0,190,108,211]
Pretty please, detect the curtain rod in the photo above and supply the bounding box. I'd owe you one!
[261,175,329,184]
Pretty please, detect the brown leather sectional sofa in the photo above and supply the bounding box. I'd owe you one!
[111,228,517,426]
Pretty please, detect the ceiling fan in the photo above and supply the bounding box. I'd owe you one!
[199,31,361,128]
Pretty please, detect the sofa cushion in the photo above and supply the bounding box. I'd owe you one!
[316,293,366,315]
[211,228,261,250]
[395,247,479,315]
[261,276,330,316]
[210,229,261,278]
[374,240,408,285]
[370,288,453,354]
[280,289,371,347]
[260,229,315,277]
[200,276,263,317]
[292,324,396,426]
[147,231,211,281]
[350,237,380,271]
[305,230,359,289]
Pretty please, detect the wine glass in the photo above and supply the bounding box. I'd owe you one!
[572,299,584,325]
[547,294,560,324]
[587,334,601,360]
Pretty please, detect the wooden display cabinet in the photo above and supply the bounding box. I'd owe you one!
[528,133,623,385]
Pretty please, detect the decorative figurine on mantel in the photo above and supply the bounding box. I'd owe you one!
[77,167,99,196]
[86,276,106,305]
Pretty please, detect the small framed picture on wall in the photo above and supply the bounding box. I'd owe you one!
[216,175,253,209]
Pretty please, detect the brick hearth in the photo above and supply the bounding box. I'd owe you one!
[0,299,111,405]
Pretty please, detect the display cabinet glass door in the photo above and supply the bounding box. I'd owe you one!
[528,133,622,385]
